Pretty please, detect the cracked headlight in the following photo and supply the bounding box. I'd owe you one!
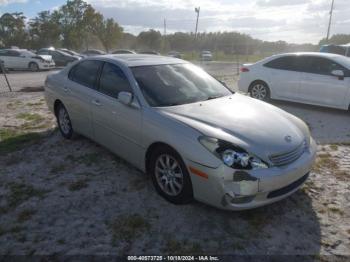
[199,136,268,170]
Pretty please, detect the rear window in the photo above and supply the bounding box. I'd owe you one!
[69,60,103,89]
[320,45,346,56]
[264,56,300,71]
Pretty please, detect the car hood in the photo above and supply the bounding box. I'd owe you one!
[158,94,305,161]
[37,55,53,62]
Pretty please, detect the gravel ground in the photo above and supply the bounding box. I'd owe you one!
[0,79,349,257]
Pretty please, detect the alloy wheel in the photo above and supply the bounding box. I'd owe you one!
[58,107,71,135]
[155,154,184,196]
[251,84,268,100]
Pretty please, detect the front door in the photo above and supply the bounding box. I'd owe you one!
[298,56,349,107]
[91,62,143,167]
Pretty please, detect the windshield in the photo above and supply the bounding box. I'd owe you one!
[131,63,232,107]
[336,56,350,69]
[22,50,36,56]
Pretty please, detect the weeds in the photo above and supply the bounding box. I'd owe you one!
[6,182,48,208]
[0,129,43,154]
[68,179,89,191]
[17,209,37,222]
[110,214,150,244]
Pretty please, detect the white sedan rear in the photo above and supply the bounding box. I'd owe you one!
[0,49,55,71]
[238,52,350,110]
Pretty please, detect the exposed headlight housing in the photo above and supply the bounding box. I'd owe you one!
[199,136,268,170]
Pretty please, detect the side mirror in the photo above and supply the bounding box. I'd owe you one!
[118,91,133,106]
[331,70,344,79]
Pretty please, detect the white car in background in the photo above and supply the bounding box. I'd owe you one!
[238,52,350,110]
[0,49,55,71]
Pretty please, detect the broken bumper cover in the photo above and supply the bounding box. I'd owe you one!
[187,138,317,210]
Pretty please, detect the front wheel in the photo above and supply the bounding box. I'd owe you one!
[249,82,270,101]
[57,104,73,139]
[29,62,39,72]
[149,147,193,205]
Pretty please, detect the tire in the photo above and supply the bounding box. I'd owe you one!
[249,81,270,101]
[56,103,73,139]
[149,146,193,205]
[29,62,39,72]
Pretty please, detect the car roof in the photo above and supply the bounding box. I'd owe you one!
[93,54,185,67]
[272,52,345,59]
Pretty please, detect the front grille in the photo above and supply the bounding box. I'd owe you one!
[269,141,306,167]
[267,173,309,199]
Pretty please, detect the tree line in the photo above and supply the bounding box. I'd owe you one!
[0,0,349,55]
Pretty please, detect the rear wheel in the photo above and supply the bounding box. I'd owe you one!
[149,146,193,204]
[249,81,270,101]
[29,62,39,72]
[56,104,73,139]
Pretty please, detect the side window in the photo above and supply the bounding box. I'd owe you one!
[0,50,9,56]
[39,50,49,55]
[302,57,346,76]
[69,60,102,89]
[98,63,132,99]
[8,51,20,57]
[264,56,299,71]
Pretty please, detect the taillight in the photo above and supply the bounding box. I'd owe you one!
[240,67,250,73]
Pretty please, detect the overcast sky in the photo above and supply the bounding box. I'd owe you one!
[0,0,349,44]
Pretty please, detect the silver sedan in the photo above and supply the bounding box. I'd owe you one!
[44,54,317,210]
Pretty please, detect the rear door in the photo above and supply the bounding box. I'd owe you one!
[8,50,23,68]
[298,56,349,107]
[263,56,301,100]
[91,62,143,167]
[0,50,13,68]
[66,60,103,138]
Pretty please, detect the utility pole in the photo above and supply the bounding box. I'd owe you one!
[163,18,167,53]
[194,7,200,39]
[326,0,335,41]
[164,18,167,36]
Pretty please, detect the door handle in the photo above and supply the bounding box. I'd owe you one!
[63,86,69,92]
[91,99,102,106]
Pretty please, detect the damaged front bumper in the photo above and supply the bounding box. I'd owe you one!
[186,138,317,210]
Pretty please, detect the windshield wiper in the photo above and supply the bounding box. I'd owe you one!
[205,95,223,101]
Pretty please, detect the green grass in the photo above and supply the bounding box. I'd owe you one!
[26,102,44,107]
[68,179,89,191]
[17,209,37,222]
[0,129,43,154]
[6,182,48,209]
[329,144,339,151]
[181,51,269,63]
[16,113,44,122]
[67,153,100,167]
[313,153,339,173]
[163,239,203,254]
[50,164,66,174]
[110,214,150,244]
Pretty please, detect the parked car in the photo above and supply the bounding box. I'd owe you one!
[0,49,55,71]
[0,59,7,73]
[37,48,79,67]
[201,50,213,61]
[320,44,350,57]
[81,49,106,56]
[167,51,181,59]
[111,49,136,54]
[45,55,316,210]
[138,51,160,55]
[238,52,350,110]
[59,48,85,59]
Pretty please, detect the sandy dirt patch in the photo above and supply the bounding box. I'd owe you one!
[0,91,349,256]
